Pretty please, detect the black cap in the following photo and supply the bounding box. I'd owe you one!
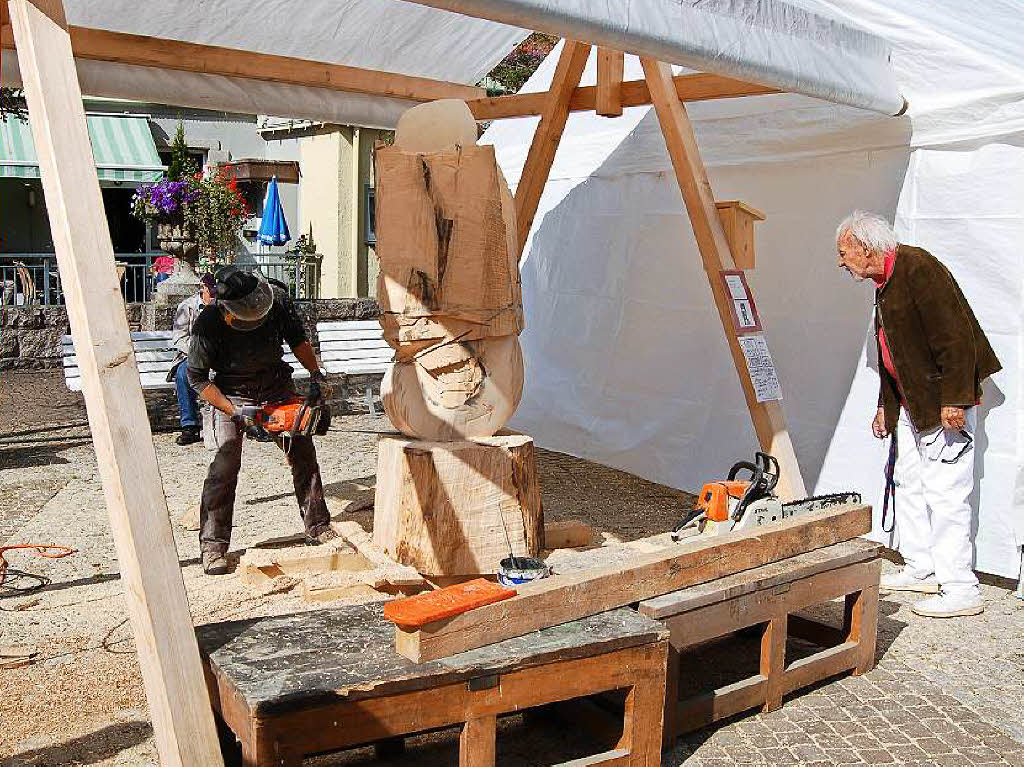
[214,265,259,301]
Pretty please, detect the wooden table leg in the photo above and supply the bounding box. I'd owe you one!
[847,583,880,675]
[460,715,497,767]
[761,615,787,712]
[662,645,680,751]
[618,642,668,764]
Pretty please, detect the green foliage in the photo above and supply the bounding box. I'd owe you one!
[183,170,249,256]
[165,120,196,181]
[485,33,558,94]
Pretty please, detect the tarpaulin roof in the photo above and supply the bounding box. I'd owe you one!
[2,0,903,126]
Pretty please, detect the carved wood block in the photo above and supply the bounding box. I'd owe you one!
[374,432,543,576]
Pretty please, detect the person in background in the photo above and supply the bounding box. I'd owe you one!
[152,254,175,291]
[836,210,1000,618]
[170,274,215,446]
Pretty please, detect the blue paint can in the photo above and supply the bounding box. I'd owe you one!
[498,556,550,587]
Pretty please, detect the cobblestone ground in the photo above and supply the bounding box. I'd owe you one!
[1,371,1022,766]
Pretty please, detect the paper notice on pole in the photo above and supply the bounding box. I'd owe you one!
[725,273,748,300]
[735,300,757,329]
[738,335,782,402]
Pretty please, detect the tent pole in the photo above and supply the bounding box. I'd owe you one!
[640,57,807,501]
[513,40,590,253]
[6,1,223,764]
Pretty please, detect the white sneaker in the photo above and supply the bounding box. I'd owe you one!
[911,592,984,618]
[880,568,939,594]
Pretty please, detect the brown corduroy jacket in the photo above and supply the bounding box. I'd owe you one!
[875,245,1001,433]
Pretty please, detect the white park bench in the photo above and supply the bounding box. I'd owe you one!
[61,331,310,393]
[316,320,394,414]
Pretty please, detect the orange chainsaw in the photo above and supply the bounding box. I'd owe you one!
[234,397,330,443]
[672,452,860,541]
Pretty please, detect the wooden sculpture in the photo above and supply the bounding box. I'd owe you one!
[373,99,541,576]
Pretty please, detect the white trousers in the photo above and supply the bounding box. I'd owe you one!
[893,406,979,596]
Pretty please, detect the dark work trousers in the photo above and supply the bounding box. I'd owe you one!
[200,392,331,555]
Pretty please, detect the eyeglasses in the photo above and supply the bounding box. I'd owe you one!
[923,429,973,464]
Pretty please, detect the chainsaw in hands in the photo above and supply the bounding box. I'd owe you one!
[234,397,331,444]
[671,451,860,541]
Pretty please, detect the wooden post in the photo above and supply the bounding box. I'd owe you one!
[715,200,765,270]
[640,57,806,500]
[7,1,223,765]
[459,715,497,767]
[595,47,623,117]
[514,40,590,252]
[760,614,787,712]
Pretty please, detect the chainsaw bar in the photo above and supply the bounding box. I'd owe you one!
[782,491,862,514]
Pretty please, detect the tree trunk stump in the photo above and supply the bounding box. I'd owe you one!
[373,432,543,576]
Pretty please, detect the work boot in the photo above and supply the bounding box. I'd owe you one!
[911,591,984,618]
[305,527,339,546]
[202,551,229,576]
[881,568,939,594]
[176,428,202,446]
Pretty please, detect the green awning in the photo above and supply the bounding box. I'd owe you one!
[1,114,165,182]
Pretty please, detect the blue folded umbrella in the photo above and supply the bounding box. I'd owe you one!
[258,176,291,246]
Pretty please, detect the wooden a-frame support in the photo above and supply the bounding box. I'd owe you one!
[5,1,223,765]
[514,45,806,500]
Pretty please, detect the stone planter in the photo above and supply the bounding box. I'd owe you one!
[155,223,201,305]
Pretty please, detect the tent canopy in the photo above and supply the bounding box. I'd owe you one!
[1,0,902,127]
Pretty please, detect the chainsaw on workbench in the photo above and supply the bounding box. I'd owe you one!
[671,452,860,541]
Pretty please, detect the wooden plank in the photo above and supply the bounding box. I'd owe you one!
[0,23,484,103]
[514,40,590,253]
[715,201,764,271]
[467,73,779,121]
[783,642,859,694]
[638,539,881,619]
[641,57,806,501]
[7,2,222,765]
[554,749,630,767]
[394,504,870,662]
[318,338,390,352]
[318,350,394,363]
[674,674,768,734]
[595,48,623,117]
[459,715,496,767]
[661,558,879,649]
[323,361,392,375]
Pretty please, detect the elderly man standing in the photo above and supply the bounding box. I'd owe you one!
[836,211,1000,618]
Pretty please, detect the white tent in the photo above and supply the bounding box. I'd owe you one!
[483,0,1024,578]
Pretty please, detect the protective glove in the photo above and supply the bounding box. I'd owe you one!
[231,406,272,442]
[308,372,332,405]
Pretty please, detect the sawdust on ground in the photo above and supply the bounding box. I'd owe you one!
[0,370,696,766]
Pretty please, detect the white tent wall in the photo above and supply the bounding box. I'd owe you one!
[487,1,1024,578]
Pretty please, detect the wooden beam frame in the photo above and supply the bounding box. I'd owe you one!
[595,47,623,117]
[7,1,223,764]
[0,23,485,103]
[468,72,778,121]
[513,40,590,253]
[395,504,871,662]
[640,57,806,501]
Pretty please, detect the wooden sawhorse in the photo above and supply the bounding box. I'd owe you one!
[197,603,669,766]
[638,538,881,746]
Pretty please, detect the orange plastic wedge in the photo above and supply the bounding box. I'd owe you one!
[383,578,516,630]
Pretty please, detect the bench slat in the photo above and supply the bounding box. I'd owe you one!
[323,361,393,375]
[318,338,391,353]
[319,350,394,363]
[315,320,381,332]
[317,329,385,342]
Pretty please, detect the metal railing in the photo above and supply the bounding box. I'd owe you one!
[244,257,321,301]
[0,253,321,305]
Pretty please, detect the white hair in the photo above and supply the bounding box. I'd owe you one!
[836,210,898,254]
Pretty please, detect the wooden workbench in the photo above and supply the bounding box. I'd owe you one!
[197,603,670,766]
[638,538,882,746]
